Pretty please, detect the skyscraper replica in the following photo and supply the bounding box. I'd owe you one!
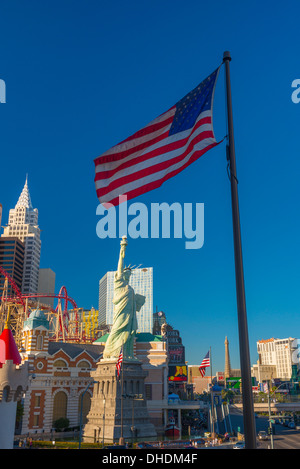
[0,237,25,297]
[2,177,41,295]
[99,267,153,333]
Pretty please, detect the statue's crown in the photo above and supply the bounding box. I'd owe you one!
[124,263,142,272]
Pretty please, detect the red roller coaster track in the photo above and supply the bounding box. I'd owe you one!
[0,265,25,308]
[0,266,79,339]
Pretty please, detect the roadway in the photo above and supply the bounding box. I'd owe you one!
[230,410,300,449]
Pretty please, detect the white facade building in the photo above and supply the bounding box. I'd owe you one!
[257,337,298,380]
[99,267,153,333]
[2,177,41,295]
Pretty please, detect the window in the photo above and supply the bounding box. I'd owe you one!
[145,384,152,400]
[77,360,91,370]
[53,359,68,369]
[52,391,68,423]
[34,395,41,407]
[2,386,10,402]
[33,414,40,427]
[36,334,43,350]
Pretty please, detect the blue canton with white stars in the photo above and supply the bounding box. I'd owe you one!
[169,68,218,136]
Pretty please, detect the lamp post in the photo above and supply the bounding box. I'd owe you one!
[102,396,106,449]
[267,391,274,449]
[125,393,142,448]
[130,394,136,449]
[79,380,96,449]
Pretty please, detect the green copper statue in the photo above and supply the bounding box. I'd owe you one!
[103,237,145,360]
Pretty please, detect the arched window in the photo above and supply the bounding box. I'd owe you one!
[2,386,10,402]
[36,334,43,350]
[14,385,23,401]
[77,360,91,370]
[53,359,68,369]
[52,391,68,424]
[78,391,91,425]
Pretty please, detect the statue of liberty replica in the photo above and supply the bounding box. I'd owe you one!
[103,236,145,361]
[83,237,157,445]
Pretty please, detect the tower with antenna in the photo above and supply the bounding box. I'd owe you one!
[224,336,232,383]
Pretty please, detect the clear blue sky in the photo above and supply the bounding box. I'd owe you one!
[0,1,299,372]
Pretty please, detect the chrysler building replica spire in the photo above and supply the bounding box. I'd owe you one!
[2,176,41,295]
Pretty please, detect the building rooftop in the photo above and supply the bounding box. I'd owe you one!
[48,341,103,361]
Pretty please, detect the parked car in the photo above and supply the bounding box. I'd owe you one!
[288,421,295,429]
[258,431,268,441]
[233,441,245,449]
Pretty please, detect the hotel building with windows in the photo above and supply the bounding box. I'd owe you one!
[98,267,153,333]
[0,237,25,297]
[256,337,299,380]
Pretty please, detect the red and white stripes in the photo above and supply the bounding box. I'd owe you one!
[95,106,218,206]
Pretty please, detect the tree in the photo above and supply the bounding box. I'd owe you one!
[53,417,70,431]
[221,389,235,402]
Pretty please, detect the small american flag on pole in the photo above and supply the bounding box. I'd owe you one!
[116,347,123,379]
[199,351,210,377]
[94,67,221,207]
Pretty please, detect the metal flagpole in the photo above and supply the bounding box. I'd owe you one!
[223,51,257,449]
[210,347,215,437]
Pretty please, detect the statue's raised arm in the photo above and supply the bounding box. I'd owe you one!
[117,236,128,277]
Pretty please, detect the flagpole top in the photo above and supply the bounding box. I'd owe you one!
[223,51,231,62]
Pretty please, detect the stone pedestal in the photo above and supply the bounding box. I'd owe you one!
[83,358,157,444]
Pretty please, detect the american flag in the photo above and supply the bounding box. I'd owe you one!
[94,67,221,207]
[199,351,210,377]
[116,347,123,379]
[263,382,269,394]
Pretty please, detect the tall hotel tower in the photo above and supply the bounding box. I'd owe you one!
[99,267,153,333]
[2,177,41,295]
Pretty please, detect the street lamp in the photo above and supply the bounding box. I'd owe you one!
[78,380,96,449]
[102,396,106,449]
[124,393,142,448]
[130,394,136,449]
